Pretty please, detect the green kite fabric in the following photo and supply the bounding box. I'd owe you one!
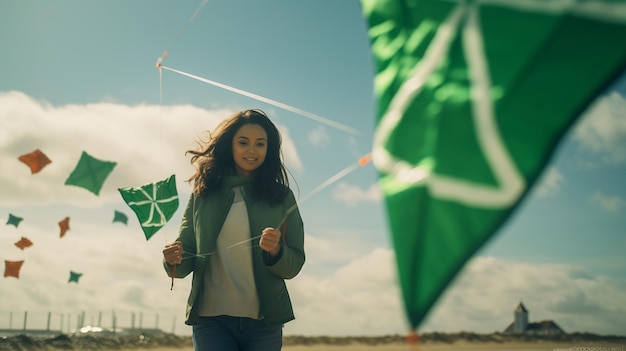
[68,271,83,283]
[6,213,23,227]
[118,175,179,240]
[361,0,626,330]
[113,210,129,225]
[65,151,117,195]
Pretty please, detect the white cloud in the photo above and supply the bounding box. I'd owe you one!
[574,91,626,164]
[276,125,303,173]
[308,126,330,146]
[422,257,626,335]
[285,248,406,336]
[0,91,302,207]
[3,223,626,336]
[285,253,626,336]
[590,191,624,213]
[332,182,381,206]
[3,91,625,337]
[0,91,303,336]
[531,167,564,197]
[0,215,193,333]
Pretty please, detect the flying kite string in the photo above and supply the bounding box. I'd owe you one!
[156,0,209,68]
[156,1,370,286]
[157,65,362,136]
[178,154,372,261]
[155,0,208,247]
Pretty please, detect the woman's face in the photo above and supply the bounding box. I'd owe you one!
[232,123,268,177]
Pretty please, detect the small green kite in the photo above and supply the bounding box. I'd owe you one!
[65,151,117,195]
[118,175,179,240]
[112,210,129,225]
[68,271,83,283]
[6,213,23,227]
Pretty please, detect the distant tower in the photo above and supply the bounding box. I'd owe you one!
[513,302,529,333]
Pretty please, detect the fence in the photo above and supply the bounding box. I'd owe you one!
[554,347,624,351]
[0,310,179,335]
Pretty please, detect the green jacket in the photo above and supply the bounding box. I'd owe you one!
[164,176,305,327]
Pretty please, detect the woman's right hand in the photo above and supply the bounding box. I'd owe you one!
[163,241,183,265]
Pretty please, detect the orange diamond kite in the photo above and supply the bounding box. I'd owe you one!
[4,260,24,278]
[18,149,52,174]
[15,237,33,250]
[59,217,70,238]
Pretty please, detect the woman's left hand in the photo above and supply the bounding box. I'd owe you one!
[260,227,282,257]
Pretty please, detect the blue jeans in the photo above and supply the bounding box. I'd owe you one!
[192,316,283,351]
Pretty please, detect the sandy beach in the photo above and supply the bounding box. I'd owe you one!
[122,342,626,351]
[1,333,623,351]
[281,342,626,351]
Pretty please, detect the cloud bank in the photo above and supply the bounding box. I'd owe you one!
[2,92,625,337]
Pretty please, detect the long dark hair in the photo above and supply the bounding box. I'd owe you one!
[187,109,289,205]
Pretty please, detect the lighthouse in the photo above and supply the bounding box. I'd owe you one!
[513,302,529,333]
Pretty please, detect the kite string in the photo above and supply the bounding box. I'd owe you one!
[178,154,371,261]
[158,65,362,136]
[158,63,171,246]
[158,0,209,66]
[157,1,366,285]
[154,3,361,137]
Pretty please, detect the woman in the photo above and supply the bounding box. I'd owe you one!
[162,109,305,350]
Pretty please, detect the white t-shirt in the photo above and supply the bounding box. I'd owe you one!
[198,186,260,318]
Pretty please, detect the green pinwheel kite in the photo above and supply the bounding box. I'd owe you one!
[118,175,179,240]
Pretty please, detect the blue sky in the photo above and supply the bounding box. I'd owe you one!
[1,0,625,336]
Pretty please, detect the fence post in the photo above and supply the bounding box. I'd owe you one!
[23,311,27,330]
[112,312,117,333]
[9,311,13,330]
[47,312,51,331]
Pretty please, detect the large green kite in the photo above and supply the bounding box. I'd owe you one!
[361,0,626,330]
[118,175,179,240]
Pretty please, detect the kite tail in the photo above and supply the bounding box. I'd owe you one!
[406,330,419,350]
[170,263,177,290]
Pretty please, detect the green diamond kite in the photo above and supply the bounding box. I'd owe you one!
[6,213,23,227]
[65,151,117,195]
[118,175,179,240]
[112,210,128,225]
[361,0,626,331]
[68,271,83,283]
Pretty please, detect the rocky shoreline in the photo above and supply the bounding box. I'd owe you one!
[1,331,625,351]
